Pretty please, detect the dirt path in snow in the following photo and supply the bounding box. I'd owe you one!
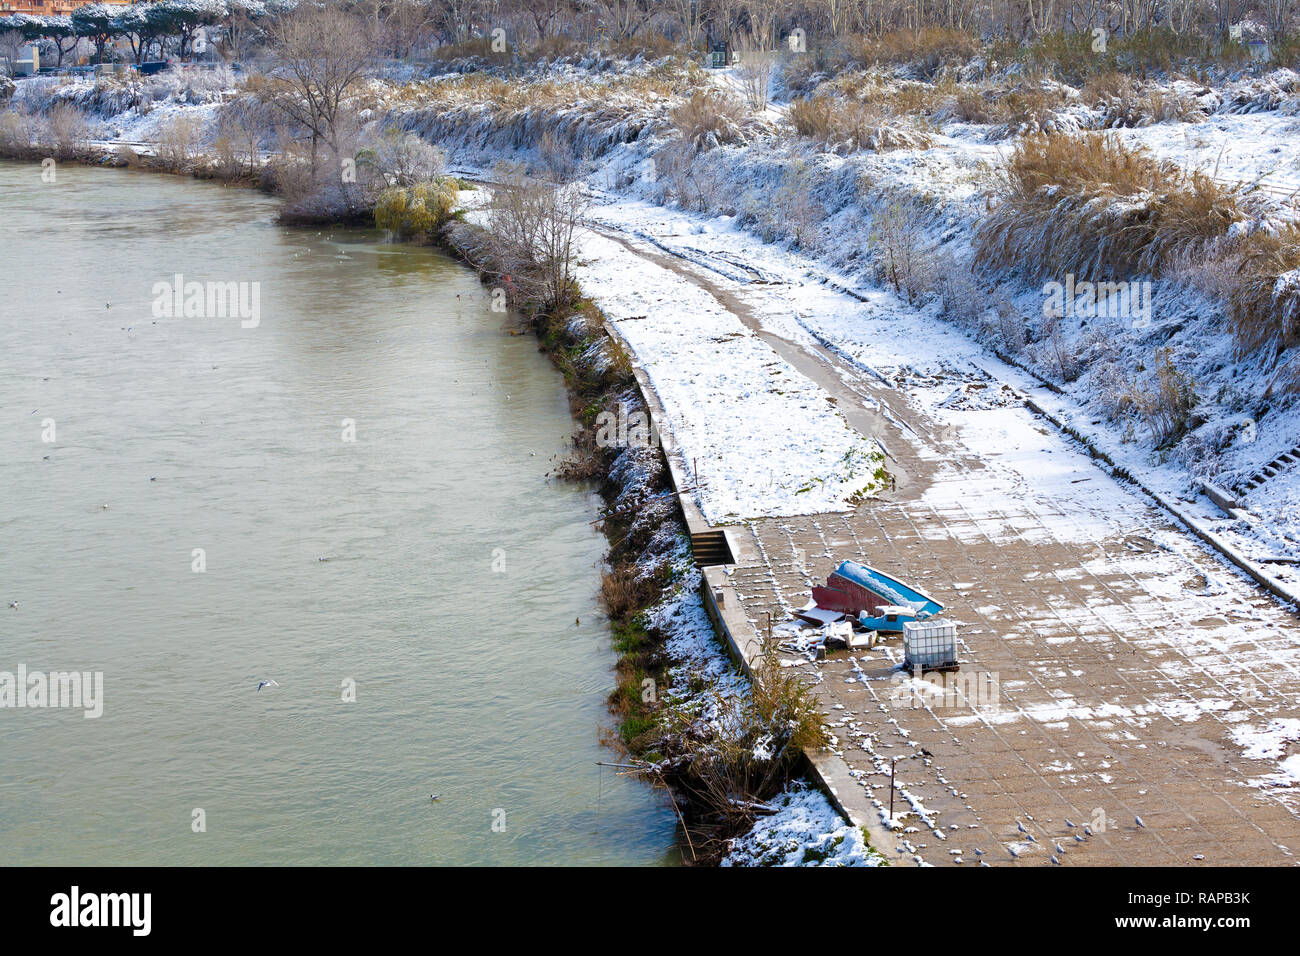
[591,226,935,496]
[589,214,1300,867]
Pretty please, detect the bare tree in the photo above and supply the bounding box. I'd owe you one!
[667,0,707,47]
[594,0,654,40]
[484,163,589,311]
[0,30,24,76]
[736,36,774,109]
[262,3,376,178]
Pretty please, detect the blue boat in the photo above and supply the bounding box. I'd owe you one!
[812,560,943,623]
[858,605,922,633]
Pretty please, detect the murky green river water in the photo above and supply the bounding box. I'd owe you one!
[0,160,679,865]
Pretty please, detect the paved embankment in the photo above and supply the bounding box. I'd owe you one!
[577,205,1300,868]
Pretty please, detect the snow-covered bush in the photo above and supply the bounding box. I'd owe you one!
[868,196,937,304]
[1082,72,1205,127]
[1098,347,1199,447]
[357,126,445,187]
[671,89,747,152]
[152,111,201,171]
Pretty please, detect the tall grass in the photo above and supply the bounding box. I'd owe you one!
[1001,28,1251,83]
[672,89,748,152]
[787,94,933,152]
[1225,226,1300,387]
[976,132,1248,280]
[981,130,1300,387]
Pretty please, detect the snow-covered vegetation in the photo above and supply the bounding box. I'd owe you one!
[10,0,1300,865]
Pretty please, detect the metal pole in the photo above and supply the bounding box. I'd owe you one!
[889,758,896,822]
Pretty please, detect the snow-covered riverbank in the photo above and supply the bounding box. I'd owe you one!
[10,50,1300,863]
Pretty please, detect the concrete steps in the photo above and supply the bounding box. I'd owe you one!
[691,529,734,568]
[1236,444,1300,496]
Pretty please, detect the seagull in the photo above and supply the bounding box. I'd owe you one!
[1056,843,1066,855]
[256,679,279,691]
[1050,855,1061,865]
[7,602,17,609]
[1007,845,1020,858]
[973,848,984,856]
[430,793,440,802]
[979,860,990,867]
[1025,833,1036,843]
[1074,834,1085,843]
[1017,821,1028,834]
[1084,826,1093,836]
[1065,819,1077,829]
[1135,815,1145,828]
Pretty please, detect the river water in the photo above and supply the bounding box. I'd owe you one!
[0,160,679,865]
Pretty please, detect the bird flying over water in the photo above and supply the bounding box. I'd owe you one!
[257,679,279,691]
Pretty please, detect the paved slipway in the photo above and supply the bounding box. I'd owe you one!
[561,192,1300,868]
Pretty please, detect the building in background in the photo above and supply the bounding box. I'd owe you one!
[0,0,130,15]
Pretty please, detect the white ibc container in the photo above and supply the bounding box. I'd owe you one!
[902,619,958,671]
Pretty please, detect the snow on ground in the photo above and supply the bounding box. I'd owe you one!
[573,229,886,522]
[584,191,1155,544]
[1232,718,1300,788]
[646,559,752,725]
[1116,110,1300,193]
[569,137,1300,585]
[722,782,886,866]
[454,183,888,523]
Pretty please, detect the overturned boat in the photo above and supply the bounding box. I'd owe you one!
[810,560,943,622]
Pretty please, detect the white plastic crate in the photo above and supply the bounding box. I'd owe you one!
[902,619,958,671]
